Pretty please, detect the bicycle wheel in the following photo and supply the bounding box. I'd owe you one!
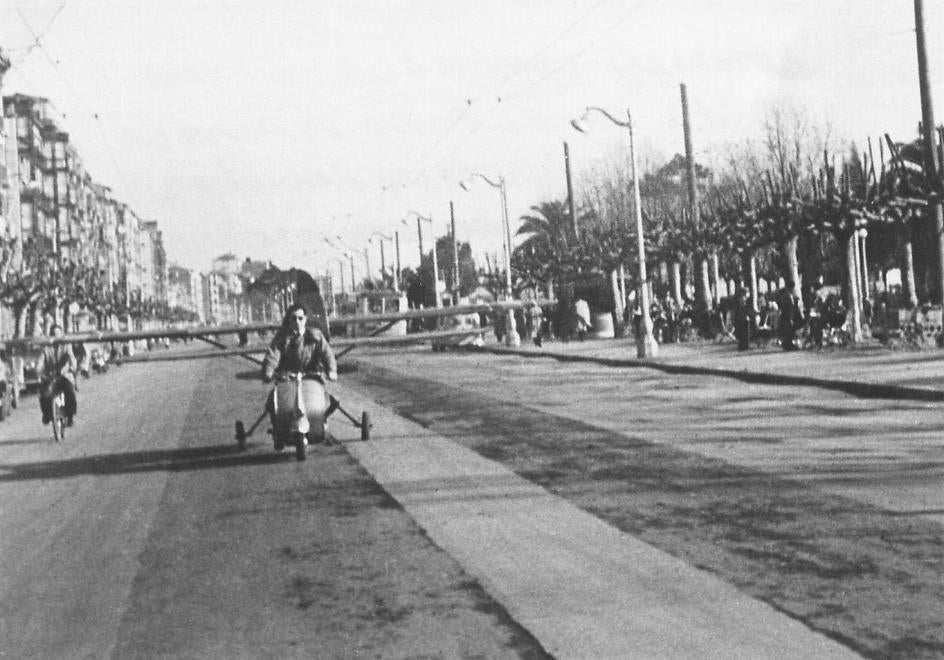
[51,402,62,442]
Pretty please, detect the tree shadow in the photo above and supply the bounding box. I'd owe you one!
[0,444,299,482]
[0,437,55,447]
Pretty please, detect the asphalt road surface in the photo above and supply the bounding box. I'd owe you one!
[0,354,547,660]
[1,344,942,658]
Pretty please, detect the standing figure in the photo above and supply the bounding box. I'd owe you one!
[777,281,801,351]
[574,298,591,341]
[733,287,752,351]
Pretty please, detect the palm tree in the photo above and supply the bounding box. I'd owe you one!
[515,200,575,294]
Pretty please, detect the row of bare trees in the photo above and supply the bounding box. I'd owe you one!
[1,237,197,338]
[512,108,941,340]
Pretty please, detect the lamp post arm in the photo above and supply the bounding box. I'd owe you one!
[585,106,630,128]
[471,173,502,189]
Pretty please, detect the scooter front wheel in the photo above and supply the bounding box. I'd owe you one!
[294,432,308,461]
[235,421,246,450]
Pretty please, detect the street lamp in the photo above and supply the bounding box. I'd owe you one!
[571,106,658,358]
[369,231,397,292]
[333,235,371,283]
[459,173,520,347]
[323,237,359,294]
[403,211,441,308]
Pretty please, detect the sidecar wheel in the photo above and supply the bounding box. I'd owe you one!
[294,433,308,461]
[235,421,246,450]
[360,411,371,441]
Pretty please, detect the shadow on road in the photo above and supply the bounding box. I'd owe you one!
[0,437,56,447]
[0,444,300,481]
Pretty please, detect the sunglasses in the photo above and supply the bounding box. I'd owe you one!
[293,315,306,321]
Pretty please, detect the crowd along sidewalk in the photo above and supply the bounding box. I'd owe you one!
[475,335,944,402]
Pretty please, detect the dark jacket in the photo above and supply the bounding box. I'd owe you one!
[39,343,77,381]
[262,327,337,381]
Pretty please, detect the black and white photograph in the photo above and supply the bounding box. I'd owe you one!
[0,1,943,657]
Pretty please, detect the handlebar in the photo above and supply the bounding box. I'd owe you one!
[272,371,326,384]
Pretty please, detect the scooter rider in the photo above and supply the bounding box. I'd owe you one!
[261,304,338,444]
[38,324,78,427]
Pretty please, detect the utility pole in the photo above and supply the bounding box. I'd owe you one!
[394,230,401,292]
[450,200,460,300]
[564,141,577,239]
[680,83,712,312]
[416,217,424,259]
[914,0,944,306]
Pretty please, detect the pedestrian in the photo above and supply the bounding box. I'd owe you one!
[807,277,827,349]
[777,281,801,351]
[528,302,544,347]
[493,309,506,344]
[733,287,752,351]
[574,298,591,341]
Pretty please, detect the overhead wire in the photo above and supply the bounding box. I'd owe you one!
[10,0,69,66]
[371,0,618,200]
[13,5,134,202]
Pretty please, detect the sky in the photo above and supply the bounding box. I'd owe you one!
[0,0,940,280]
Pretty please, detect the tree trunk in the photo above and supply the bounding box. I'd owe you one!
[13,303,29,339]
[30,304,43,337]
[857,230,869,310]
[845,231,863,343]
[742,252,759,313]
[710,251,721,305]
[783,235,802,306]
[901,222,918,308]
[609,268,626,336]
[670,260,683,306]
[695,256,712,311]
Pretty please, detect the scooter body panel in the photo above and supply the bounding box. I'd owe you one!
[273,377,327,444]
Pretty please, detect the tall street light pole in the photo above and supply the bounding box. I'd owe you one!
[572,106,658,358]
[450,201,460,301]
[460,173,520,347]
[914,0,944,306]
[394,230,402,291]
[370,231,395,291]
[405,211,440,308]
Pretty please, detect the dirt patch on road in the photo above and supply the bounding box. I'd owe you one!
[350,361,944,660]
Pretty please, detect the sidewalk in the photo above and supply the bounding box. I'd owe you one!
[476,336,944,402]
[338,383,860,660]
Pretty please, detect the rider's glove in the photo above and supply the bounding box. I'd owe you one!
[262,373,273,384]
[327,370,337,382]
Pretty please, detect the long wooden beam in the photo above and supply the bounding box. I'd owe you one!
[0,299,554,349]
[115,328,485,363]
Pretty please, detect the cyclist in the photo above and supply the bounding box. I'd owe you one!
[38,324,78,427]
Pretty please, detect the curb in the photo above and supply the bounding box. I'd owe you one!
[468,345,944,403]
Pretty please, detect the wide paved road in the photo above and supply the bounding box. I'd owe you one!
[1,344,942,658]
[0,352,546,659]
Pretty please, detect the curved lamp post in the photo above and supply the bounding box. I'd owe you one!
[571,106,658,358]
[459,173,520,347]
[404,211,441,308]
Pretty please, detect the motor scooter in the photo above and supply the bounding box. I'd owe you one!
[273,371,326,461]
[235,371,371,461]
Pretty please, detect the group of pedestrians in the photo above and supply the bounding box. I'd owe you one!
[733,277,848,352]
